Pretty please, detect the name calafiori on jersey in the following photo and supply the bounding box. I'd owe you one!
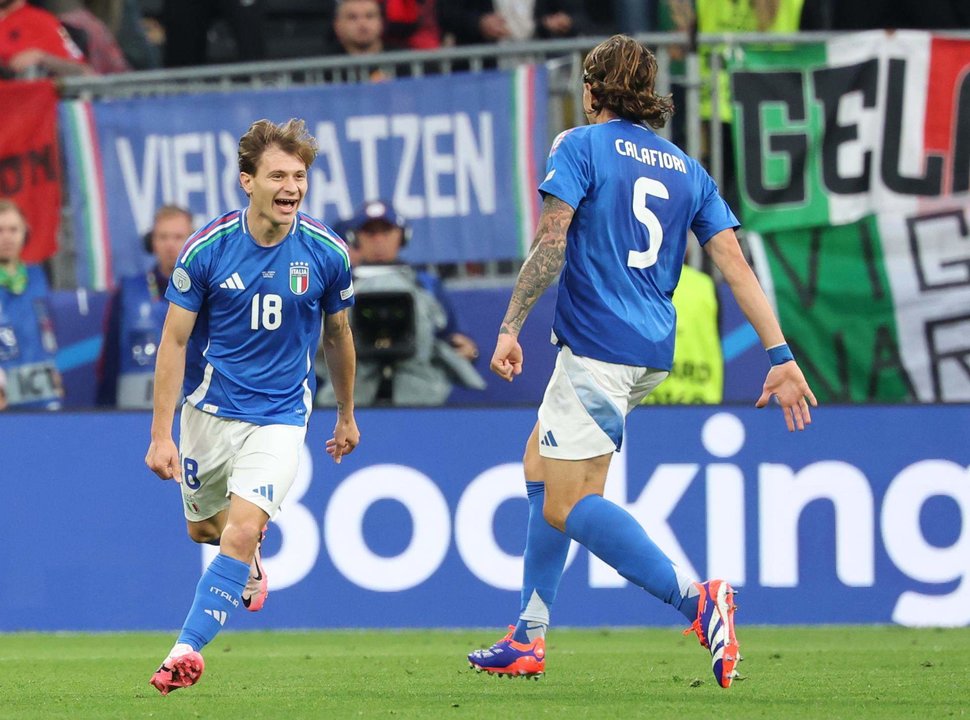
[614,139,687,174]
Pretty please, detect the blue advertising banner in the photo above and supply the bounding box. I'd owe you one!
[59,67,548,289]
[2,406,967,632]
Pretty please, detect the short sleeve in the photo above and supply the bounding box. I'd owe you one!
[164,253,208,312]
[538,128,591,210]
[690,166,740,245]
[322,260,355,316]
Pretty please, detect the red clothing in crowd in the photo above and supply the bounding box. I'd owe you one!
[382,0,441,50]
[0,3,85,67]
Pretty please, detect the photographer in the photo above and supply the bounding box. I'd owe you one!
[316,199,484,406]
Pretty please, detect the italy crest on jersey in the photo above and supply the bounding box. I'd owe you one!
[289,262,309,295]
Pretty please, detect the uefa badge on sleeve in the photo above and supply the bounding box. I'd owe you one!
[289,262,310,295]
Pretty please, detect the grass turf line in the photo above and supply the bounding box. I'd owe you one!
[0,626,967,719]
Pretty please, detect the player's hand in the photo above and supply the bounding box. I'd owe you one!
[145,437,182,481]
[756,361,818,432]
[490,332,523,382]
[327,415,360,464]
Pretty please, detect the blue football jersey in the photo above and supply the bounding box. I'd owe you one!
[166,209,354,426]
[539,118,739,369]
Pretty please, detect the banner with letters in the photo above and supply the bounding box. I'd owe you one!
[0,80,61,263]
[2,406,968,631]
[731,32,970,402]
[59,67,547,290]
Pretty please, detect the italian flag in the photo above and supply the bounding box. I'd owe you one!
[730,31,970,402]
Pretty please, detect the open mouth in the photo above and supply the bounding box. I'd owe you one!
[275,198,298,212]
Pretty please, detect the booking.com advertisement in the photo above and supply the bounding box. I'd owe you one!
[2,405,968,631]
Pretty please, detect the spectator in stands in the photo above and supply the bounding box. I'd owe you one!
[0,198,62,410]
[44,0,131,73]
[382,0,440,50]
[96,205,193,408]
[332,0,384,55]
[162,0,266,67]
[670,0,804,207]
[439,0,590,45]
[0,0,91,77]
[316,199,483,406]
[329,0,418,79]
[80,0,160,69]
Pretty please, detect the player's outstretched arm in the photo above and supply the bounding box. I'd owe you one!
[322,309,360,463]
[704,228,818,431]
[145,303,197,480]
[492,194,573,382]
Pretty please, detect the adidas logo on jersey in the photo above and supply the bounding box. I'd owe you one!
[219,272,246,290]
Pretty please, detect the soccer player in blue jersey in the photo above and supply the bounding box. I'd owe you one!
[468,35,817,688]
[145,118,360,695]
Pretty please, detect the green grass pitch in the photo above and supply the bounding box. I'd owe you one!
[1,626,967,719]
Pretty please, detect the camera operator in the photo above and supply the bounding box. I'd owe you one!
[316,199,484,406]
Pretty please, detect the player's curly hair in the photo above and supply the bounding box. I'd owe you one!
[583,35,673,129]
[238,118,319,175]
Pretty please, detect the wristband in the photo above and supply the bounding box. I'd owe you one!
[767,343,794,366]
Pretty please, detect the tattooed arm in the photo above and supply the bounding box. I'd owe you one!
[491,195,575,381]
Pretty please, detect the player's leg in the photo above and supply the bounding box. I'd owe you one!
[542,348,739,687]
[227,421,306,611]
[512,423,571,643]
[537,347,699,618]
[468,424,571,678]
[151,405,241,695]
[153,416,301,694]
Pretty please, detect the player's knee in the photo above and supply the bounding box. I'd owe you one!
[542,501,569,532]
[219,522,261,560]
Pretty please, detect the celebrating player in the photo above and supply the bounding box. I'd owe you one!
[468,35,816,688]
[145,118,359,695]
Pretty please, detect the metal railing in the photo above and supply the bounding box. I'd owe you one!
[53,29,970,287]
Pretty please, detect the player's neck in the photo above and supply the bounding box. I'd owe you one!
[246,207,291,247]
[588,109,617,125]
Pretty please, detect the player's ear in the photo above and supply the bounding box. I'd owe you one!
[239,172,253,196]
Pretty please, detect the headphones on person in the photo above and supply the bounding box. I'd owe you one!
[343,200,412,248]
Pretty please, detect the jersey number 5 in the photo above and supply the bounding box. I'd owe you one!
[628,177,669,269]
[251,293,283,330]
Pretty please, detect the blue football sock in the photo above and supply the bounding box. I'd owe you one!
[564,494,696,621]
[176,553,249,652]
[513,482,570,644]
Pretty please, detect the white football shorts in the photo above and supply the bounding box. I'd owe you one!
[178,402,306,522]
[537,345,668,460]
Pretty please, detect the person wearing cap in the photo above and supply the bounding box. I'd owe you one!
[345,199,478,362]
[316,198,483,406]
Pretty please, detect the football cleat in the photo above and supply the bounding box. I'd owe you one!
[241,526,268,612]
[149,651,205,696]
[684,579,740,688]
[468,626,545,679]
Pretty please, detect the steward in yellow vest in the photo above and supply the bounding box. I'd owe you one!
[643,265,723,404]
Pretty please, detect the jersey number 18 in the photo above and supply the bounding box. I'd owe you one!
[627,177,669,269]
[251,293,283,330]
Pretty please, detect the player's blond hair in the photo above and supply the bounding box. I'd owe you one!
[583,35,674,129]
[238,118,319,175]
